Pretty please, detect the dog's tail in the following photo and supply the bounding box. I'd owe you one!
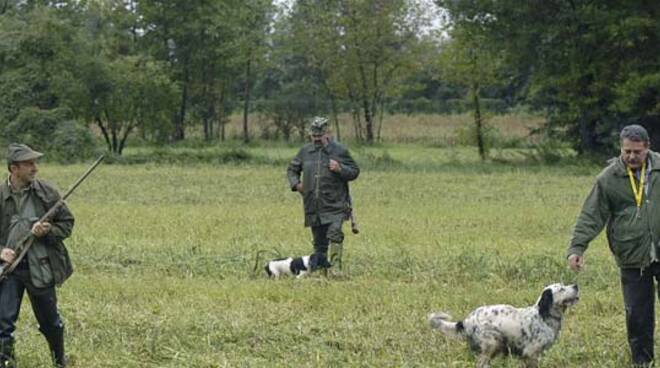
[252,248,281,276]
[428,312,465,340]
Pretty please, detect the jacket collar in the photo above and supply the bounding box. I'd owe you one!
[0,178,54,205]
[1,177,36,202]
[611,151,660,176]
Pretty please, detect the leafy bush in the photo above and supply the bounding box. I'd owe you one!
[4,107,96,163]
[49,120,97,163]
[529,138,574,164]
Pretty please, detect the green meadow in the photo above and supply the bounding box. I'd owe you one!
[16,143,628,367]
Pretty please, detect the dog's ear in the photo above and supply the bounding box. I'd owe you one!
[264,264,272,277]
[537,288,553,319]
[290,257,305,273]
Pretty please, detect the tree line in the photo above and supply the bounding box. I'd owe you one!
[0,0,658,158]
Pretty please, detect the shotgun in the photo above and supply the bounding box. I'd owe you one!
[347,193,359,234]
[0,155,105,280]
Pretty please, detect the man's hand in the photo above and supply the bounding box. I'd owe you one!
[31,221,52,238]
[0,248,15,264]
[296,183,304,193]
[329,159,342,173]
[568,254,585,272]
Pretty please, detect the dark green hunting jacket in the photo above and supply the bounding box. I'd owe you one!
[568,151,660,269]
[287,141,359,227]
[0,179,74,287]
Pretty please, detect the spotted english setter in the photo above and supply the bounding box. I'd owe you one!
[428,283,579,368]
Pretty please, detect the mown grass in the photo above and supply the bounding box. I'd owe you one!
[15,144,629,367]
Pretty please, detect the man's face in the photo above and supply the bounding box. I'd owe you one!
[621,138,649,169]
[311,133,328,145]
[10,160,38,184]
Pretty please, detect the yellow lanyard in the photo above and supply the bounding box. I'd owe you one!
[627,161,647,208]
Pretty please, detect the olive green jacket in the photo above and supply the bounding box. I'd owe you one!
[287,141,360,227]
[568,151,660,269]
[0,179,74,287]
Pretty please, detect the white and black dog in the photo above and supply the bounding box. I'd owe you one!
[264,253,331,279]
[428,283,579,368]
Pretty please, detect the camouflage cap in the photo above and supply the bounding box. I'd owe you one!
[6,143,43,164]
[309,116,329,135]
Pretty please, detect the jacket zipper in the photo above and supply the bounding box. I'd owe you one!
[314,149,321,202]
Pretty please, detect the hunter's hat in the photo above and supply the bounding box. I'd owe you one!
[6,143,43,164]
[310,116,329,135]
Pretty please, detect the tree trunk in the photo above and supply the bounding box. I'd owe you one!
[577,115,599,154]
[118,124,135,156]
[96,117,112,153]
[104,109,120,154]
[377,99,385,142]
[363,99,374,143]
[203,117,210,140]
[352,107,363,141]
[174,61,190,141]
[111,127,118,154]
[472,82,486,161]
[357,63,374,143]
[242,57,252,143]
[330,94,341,142]
[216,83,226,141]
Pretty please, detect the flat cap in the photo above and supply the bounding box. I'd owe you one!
[6,143,43,164]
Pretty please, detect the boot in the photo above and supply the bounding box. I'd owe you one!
[328,242,343,273]
[41,325,66,367]
[0,339,15,368]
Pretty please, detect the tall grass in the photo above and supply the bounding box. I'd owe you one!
[215,113,545,146]
[14,145,628,367]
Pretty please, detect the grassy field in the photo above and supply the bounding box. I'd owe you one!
[15,143,630,367]
[219,113,546,146]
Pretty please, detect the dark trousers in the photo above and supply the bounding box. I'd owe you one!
[621,262,660,365]
[310,221,345,270]
[0,267,64,363]
[311,221,344,254]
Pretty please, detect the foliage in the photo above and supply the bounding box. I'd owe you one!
[437,0,660,155]
[50,120,98,163]
[437,23,508,160]
[0,5,87,126]
[2,0,656,156]
[287,0,438,143]
[4,107,96,162]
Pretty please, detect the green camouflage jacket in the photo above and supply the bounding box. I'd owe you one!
[568,151,660,269]
[287,141,360,227]
[0,179,74,287]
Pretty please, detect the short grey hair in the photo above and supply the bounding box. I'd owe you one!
[620,124,649,143]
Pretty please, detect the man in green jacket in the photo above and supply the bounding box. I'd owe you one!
[568,125,660,366]
[0,144,74,368]
[287,117,359,272]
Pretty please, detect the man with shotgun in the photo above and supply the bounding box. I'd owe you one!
[0,144,75,367]
[287,117,360,275]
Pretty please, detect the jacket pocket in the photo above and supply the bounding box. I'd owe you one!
[609,206,650,266]
[321,190,346,211]
[31,256,54,288]
[47,243,73,286]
